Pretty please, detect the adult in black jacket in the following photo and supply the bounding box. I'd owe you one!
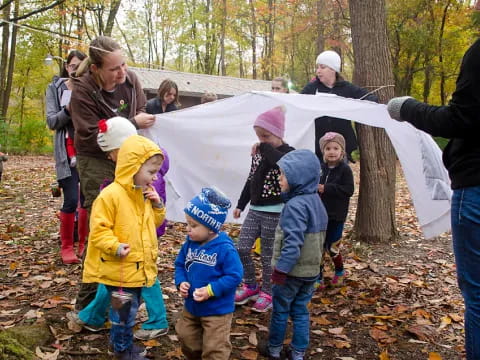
[301,50,377,163]
[388,3,480,356]
[146,79,179,115]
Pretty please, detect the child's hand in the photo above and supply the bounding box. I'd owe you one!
[117,243,130,258]
[233,208,242,219]
[271,267,287,285]
[251,142,260,156]
[193,287,210,302]
[144,188,161,205]
[317,184,324,194]
[179,282,190,298]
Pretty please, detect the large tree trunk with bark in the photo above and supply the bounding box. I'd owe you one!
[0,1,11,120]
[349,0,398,243]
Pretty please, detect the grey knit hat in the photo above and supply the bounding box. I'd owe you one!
[387,96,413,121]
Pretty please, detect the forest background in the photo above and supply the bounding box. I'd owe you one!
[0,0,479,154]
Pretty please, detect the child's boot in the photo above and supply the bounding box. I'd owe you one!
[285,346,304,360]
[59,212,80,264]
[331,254,345,287]
[110,344,147,358]
[77,207,89,257]
[235,283,259,305]
[257,339,285,360]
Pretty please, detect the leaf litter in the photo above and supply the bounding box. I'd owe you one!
[0,156,464,359]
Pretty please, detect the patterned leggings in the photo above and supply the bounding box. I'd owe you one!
[237,210,280,295]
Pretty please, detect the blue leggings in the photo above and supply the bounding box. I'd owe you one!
[78,279,168,329]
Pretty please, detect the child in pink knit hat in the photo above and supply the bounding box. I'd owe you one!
[233,106,295,312]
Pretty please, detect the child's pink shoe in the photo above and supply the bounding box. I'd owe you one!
[314,279,327,291]
[251,291,272,313]
[331,271,346,287]
[235,284,259,305]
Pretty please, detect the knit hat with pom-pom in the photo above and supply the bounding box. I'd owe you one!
[184,187,232,233]
[97,116,137,152]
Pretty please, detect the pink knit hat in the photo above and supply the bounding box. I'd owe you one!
[253,106,286,139]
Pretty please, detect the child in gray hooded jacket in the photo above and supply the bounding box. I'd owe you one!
[259,149,327,360]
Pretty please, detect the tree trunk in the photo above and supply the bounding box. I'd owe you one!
[104,0,121,37]
[116,18,135,63]
[349,0,398,243]
[249,0,257,79]
[0,1,10,119]
[3,0,18,119]
[219,0,227,75]
[438,0,451,105]
[316,0,325,55]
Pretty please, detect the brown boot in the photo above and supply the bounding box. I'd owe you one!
[60,211,80,264]
[77,207,89,257]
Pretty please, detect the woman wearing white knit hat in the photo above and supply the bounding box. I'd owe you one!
[301,49,377,164]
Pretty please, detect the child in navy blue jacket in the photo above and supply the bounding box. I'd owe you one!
[175,187,243,360]
[317,132,354,288]
[259,149,327,360]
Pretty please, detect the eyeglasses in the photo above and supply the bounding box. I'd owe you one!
[272,87,282,91]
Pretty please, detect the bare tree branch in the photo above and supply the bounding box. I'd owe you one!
[0,0,14,13]
[11,0,66,22]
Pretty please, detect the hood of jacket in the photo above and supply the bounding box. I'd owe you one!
[277,149,320,199]
[114,135,163,191]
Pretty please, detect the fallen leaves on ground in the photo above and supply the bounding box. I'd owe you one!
[0,157,465,359]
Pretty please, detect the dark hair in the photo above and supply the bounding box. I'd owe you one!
[76,36,122,85]
[200,92,218,104]
[272,77,289,93]
[157,79,180,107]
[60,50,87,78]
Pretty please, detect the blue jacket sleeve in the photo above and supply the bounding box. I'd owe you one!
[174,242,189,287]
[209,246,243,297]
[275,202,308,274]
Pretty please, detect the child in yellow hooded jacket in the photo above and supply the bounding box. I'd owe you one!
[83,134,165,359]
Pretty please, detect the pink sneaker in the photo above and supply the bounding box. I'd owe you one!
[251,291,272,313]
[235,284,259,305]
[331,271,346,287]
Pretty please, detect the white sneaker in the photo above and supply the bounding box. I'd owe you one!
[134,328,168,340]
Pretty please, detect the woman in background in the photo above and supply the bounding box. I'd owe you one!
[46,49,87,265]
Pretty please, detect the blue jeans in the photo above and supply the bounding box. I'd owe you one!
[452,187,480,359]
[106,286,141,353]
[79,280,168,329]
[268,277,316,353]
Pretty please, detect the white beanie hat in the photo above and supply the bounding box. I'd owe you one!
[97,116,137,152]
[315,50,341,73]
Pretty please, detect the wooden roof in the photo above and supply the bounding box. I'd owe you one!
[129,67,272,98]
